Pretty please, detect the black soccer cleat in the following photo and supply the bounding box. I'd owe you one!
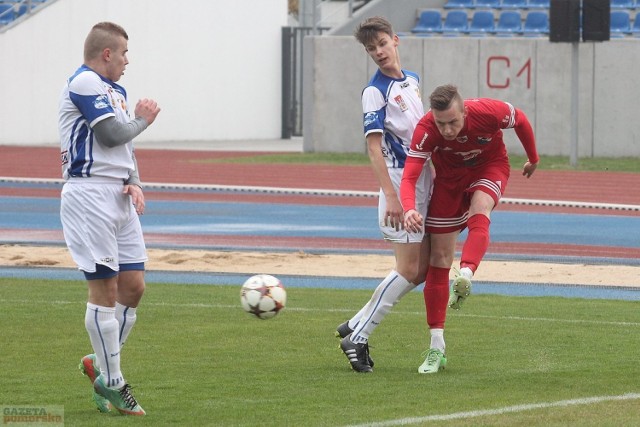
[335,321,353,339]
[340,334,373,373]
[336,323,375,367]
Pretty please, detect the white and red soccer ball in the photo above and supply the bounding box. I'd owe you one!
[240,274,287,319]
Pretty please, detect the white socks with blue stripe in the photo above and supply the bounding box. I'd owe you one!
[350,270,414,344]
[115,302,137,348]
[85,303,124,389]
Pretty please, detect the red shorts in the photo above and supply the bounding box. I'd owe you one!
[426,162,510,234]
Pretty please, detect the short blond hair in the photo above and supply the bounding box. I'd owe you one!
[83,22,128,62]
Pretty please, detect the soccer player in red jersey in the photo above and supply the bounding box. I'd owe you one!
[401,84,539,373]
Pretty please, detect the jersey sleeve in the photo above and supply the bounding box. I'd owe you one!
[400,155,426,212]
[400,119,431,212]
[513,108,539,164]
[487,99,539,164]
[361,86,386,137]
[68,72,116,128]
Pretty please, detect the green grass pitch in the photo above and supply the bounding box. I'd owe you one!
[1,277,639,426]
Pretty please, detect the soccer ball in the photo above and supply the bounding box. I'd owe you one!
[240,274,287,319]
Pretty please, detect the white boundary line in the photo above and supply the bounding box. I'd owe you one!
[2,176,640,212]
[345,393,640,426]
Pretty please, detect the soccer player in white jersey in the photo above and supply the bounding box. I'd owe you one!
[336,16,433,373]
[58,22,160,415]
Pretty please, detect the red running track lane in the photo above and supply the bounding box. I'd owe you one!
[2,146,640,206]
[2,146,639,260]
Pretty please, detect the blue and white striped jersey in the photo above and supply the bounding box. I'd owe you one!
[58,65,134,181]
[361,69,424,169]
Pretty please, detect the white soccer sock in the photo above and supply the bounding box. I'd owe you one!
[85,303,124,389]
[348,274,415,330]
[347,303,369,330]
[430,328,445,353]
[115,302,137,349]
[350,271,414,344]
[460,267,474,280]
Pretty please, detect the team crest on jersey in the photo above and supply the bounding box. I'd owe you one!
[456,136,468,143]
[93,95,109,110]
[394,95,408,112]
[364,112,378,127]
[477,136,492,145]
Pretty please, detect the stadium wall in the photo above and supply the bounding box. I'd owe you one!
[0,0,288,146]
[304,6,640,157]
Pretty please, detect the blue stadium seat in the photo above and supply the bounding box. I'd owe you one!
[610,10,631,37]
[16,4,28,17]
[527,0,550,8]
[495,10,522,35]
[444,0,475,9]
[475,0,501,8]
[468,10,496,35]
[630,12,640,35]
[522,11,549,36]
[0,4,15,25]
[611,0,635,9]
[412,9,443,33]
[442,10,469,34]
[500,0,528,9]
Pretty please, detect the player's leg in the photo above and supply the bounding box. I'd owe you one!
[451,171,506,309]
[340,245,419,372]
[85,274,124,388]
[459,189,496,275]
[88,196,148,415]
[419,231,458,373]
[89,269,145,415]
[115,202,147,348]
[61,183,121,412]
[115,268,144,348]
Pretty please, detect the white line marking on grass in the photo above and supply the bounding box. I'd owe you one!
[2,299,640,327]
[452,312,640,327]
[345,393,640,427]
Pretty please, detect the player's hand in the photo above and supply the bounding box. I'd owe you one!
[124,184,145,215]
[135,98,161,126]
[403,209,423,233]
[522,161,538,178]
[384,197,404,231]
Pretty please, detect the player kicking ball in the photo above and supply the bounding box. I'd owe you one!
[402,84,539,372]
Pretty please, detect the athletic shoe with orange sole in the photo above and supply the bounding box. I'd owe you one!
[79,354,111,413]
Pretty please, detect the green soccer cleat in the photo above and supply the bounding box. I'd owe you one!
[418,348,447,374]
[79,354,111,413]
[93,374,146,416]
[448,271,472,310]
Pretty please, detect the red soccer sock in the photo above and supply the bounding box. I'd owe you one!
[460,214,491,273]
[423,266,450,329]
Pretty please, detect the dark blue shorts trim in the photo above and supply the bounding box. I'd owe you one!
[83,262,145,280]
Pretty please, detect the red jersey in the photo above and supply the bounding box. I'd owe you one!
[401,98,539,213]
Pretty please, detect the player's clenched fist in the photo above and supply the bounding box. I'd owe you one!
[135,98,161,125]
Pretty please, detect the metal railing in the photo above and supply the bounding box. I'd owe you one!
[0,0,45,29]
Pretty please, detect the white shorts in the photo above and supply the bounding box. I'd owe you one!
[60,179,147,273]
[379,165,432,243]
